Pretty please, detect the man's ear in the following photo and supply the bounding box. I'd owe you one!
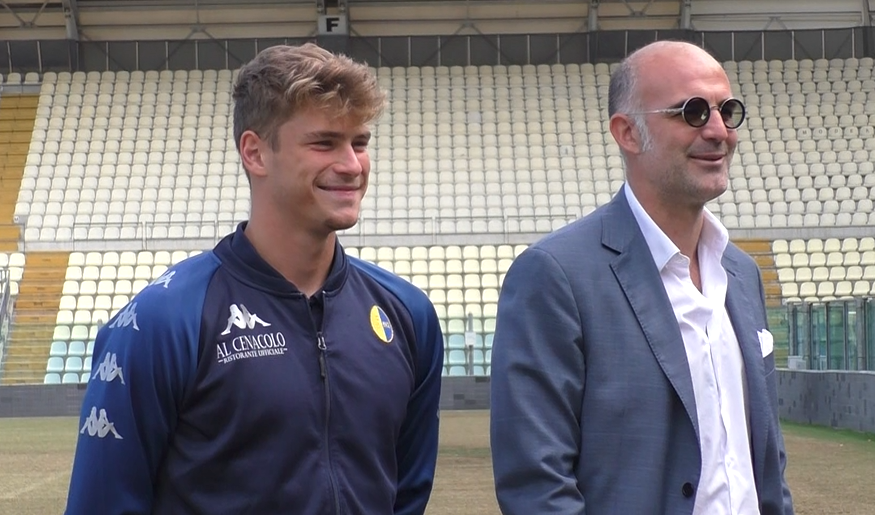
[610,114,645,155]
[239,130,268,179]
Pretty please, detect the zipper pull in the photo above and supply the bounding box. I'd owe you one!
[317,332,327,378]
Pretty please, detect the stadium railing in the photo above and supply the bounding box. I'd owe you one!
[18,214,573,247]
[0,268,11,381]
[785,299,875,372]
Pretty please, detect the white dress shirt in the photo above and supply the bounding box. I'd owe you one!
[625,184,759,515]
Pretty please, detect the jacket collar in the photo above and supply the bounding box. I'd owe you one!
[604,188,699,437]
[605,188,769,464]
[213,221,348,296]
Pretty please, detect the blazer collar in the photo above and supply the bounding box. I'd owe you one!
[601,187,640,254]
[606,190,770,478]
[606,188,701,439]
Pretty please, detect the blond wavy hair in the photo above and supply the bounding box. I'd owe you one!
[232,43,385,154]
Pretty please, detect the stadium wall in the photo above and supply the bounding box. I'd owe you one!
[777,370,875,433]
[2,372,874,435]
[0,377,493,417]
[2,26,874,75]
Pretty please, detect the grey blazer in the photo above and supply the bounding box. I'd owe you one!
[490,188,794,515]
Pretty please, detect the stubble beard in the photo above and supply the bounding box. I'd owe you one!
[324,205,362,232]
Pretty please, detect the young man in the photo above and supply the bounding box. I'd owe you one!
[490,41,794,514]
[65,43,444,515]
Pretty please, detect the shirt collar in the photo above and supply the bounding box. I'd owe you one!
[700,204,730,262]
[624,183,729,271]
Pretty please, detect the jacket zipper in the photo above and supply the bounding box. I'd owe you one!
[317,330,342,514]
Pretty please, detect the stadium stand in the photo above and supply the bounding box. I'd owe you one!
[10,57,875,242]
[0,93,37,250]
[719,57,875,229]
[772,237,875,303]
[5,54,875,379]
[11,60,875,235]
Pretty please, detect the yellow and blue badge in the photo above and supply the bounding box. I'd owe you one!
[369,305,394,344]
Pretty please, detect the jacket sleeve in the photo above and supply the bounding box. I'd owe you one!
[776,421,794,514]
[393,299,444,515]
[64,274,203,515]
[490,248,587,514]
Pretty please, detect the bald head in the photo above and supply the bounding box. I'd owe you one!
[608,41,723,118]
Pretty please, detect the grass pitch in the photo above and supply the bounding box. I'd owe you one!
[1,411,873,514]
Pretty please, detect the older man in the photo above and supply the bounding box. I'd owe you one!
[490,41,794,515]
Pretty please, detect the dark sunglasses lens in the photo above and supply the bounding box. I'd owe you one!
[720,99,745,128]
[682,98,711,127]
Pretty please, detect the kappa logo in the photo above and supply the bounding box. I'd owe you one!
[92,352,125,384]
[150,270,175,289]
[221,304,271,336]
[80,407,123,440]
[109,303,139,331]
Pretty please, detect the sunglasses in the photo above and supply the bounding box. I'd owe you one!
[630,97,746,129]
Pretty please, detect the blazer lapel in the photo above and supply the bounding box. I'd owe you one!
[605,190,700,440]
[723,254,769,483]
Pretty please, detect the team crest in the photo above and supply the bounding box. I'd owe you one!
[369,305,394,344]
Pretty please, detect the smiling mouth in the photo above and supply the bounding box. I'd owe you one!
[690,154,725,163]
[318,185,360,192]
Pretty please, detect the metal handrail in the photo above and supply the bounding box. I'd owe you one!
[0,268,11,380]
[22,212,573,244]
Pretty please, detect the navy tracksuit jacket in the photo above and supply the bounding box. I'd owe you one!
[65,223,444,514]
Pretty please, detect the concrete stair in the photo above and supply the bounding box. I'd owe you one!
[1,252,70,385]
[0,94,38,253]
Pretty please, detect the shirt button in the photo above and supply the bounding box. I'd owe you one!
[682,482,695,498]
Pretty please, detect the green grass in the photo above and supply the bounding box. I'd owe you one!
[781,420,875,445]
[437,446,493,459]
[3,413,875,514]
